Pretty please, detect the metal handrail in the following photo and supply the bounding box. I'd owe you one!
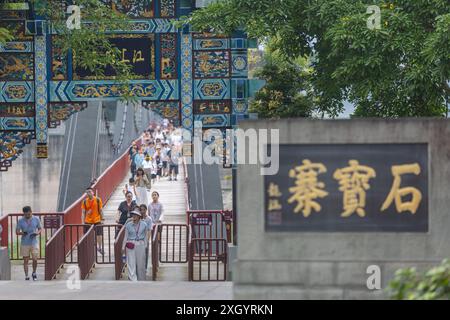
[151,224,161,281]
[158,224,189,263]
[77,225,95,280]
[3,136,142,280]
[97,224,121,264]
[64,224,86,264]
[189,238,228,281]
[3,213,64,260]
[182,157,191,215]
[44,224,89,280]
[187,210,233,243]
[44,225,66,280]
[188,224,193,281]
[3,135,140,256]
[0,215,9,248]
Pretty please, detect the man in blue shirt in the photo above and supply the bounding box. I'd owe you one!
[16,206,42,281]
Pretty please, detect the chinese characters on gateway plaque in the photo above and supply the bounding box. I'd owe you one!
[264,144,428,232]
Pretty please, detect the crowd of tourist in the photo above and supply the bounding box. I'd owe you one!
[118,120,183,281]
[13,120,183,282]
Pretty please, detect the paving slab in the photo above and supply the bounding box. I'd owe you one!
[0,281,233,300]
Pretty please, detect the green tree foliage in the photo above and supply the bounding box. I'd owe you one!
[183,0,450,117]
[0,27,14,44]
[388,259,450,300]
[250,46,316,119]
[247,48,264,79]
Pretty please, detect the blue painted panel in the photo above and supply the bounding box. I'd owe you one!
[49,19,177,34]
[231,79,247,99]
[194,51,230,78]
[0,41,33,53]
[232,99,248,115]
[231,50,248,78]
[0,81,34,103]
[231,38,245,49]
[193,38,229,50]
[194,114,230,128]
[181,34,194,133]
[34,35,49,144]
[50,80,179,102]
[195,79,230,100]
[0,117,35,131]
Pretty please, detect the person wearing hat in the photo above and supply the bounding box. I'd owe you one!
[121,210,150,281]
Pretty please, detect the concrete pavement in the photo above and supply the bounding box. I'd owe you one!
[0,280,233,300]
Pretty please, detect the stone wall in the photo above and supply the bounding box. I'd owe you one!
[0,247,11,280]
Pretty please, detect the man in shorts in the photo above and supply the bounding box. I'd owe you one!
[16,206,42,280]
[81,187,105,255]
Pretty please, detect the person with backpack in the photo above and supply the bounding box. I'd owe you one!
[81,187,105,255]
